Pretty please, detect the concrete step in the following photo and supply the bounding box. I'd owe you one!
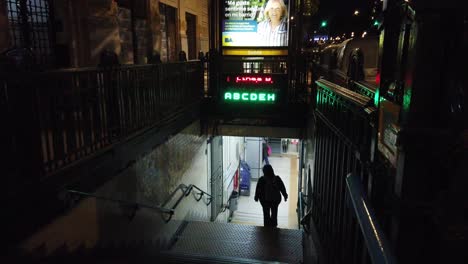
[169,220,303,263]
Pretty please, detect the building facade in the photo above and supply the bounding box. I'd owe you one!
[0,0,209,67]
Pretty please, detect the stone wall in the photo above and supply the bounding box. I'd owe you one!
[180,0,210,57]
[117,7,134,64]
[159,0,210,60]
[199,0,209,53]
[135,18,148,63]
[87,0,122,65]
[21,120,210,253]
[0,0,208,66]
[148,0,161,57]
[98,120,208,211]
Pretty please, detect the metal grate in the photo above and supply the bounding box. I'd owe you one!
[170,221,303,263]
[6,0,54,66]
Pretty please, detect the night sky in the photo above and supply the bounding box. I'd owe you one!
[307,0,378,37]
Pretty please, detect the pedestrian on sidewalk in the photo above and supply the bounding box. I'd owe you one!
[282,139,288,153]
[262,138,270,165]
[254,164,288,227]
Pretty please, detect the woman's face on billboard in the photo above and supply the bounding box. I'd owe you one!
[269,2,282,23]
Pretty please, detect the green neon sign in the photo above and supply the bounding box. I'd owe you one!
[224,91,276,102]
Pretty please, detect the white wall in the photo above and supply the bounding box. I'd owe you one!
[211,136,244,221]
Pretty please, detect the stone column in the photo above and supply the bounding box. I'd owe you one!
[147,0,162,59]
[199,0,209,54]
[87,0,122,65]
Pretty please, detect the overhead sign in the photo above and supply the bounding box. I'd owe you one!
[221,73,285,104]
[228,75,274,84]
[224,91,277,102]
[222,0,290,47]
[222,49,288,56]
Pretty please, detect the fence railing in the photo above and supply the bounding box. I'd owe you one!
[311,78,388,263]
[66,183,211,223]
[346,173,396,264]
[350,80,377,100]
[298,191,312,232]
[315,78,376,156]
[1,62,203,179]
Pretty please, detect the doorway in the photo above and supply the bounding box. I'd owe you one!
[229,136,301,229]
[160,3,177,62]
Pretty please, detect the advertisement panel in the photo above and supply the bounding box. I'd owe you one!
[222,0,290,47]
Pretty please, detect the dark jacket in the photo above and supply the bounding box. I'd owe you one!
[255,175,288,203]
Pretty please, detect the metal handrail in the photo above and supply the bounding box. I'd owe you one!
[298,191,312,232]
[42,60,202,73]
[160,184,212,222]
[66,183,212,223]
[298,191,304,228]
[316,78,372,107]
[346,173,397,264]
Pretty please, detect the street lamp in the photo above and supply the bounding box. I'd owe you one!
[354,10,359,16]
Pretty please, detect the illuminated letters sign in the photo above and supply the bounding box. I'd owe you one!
[224,91,276,103]
[226,75,274,84]
[221,74,283,104]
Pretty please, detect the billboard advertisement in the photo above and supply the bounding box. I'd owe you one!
[222,0,290,47]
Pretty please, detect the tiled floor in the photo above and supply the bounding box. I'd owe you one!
[231,150,299,229]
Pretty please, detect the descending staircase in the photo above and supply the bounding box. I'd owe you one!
[169,221,303,263]
[16,220,304,263]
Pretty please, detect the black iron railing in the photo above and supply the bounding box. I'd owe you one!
[66,183,211,223]
[311,78,386,263]
[350,80,377,99]
[346,173,396,264]
[1,62,203,178]
[298,191,312,232]
[315,78,376,155]
[160,184,212,222]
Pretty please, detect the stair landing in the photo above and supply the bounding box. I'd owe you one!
[169,221,303,263]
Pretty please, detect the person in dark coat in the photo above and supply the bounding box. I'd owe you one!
[254,164,288,227]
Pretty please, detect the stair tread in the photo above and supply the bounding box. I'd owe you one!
[169,221,303,263]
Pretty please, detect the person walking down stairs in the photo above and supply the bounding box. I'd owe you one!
[254,164,288,227]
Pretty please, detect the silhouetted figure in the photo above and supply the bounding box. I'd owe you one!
[262,138,270,165]
[198,50,205,62]
[254,164,288,227]
[98,49,119,67]
[347,48,364,81]
[178,50,187,62]
[282,139,288,152]
[147,51,161,64]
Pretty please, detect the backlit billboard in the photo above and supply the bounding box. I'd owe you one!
[222,0,290,47]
